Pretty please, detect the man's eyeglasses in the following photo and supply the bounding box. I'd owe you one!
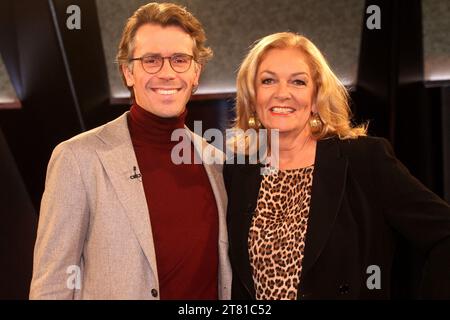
[129,53,195,74]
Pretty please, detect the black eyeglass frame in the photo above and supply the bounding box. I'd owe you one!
[128,53,196,74]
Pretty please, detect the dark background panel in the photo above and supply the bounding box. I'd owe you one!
[442,86,450,202]
[0,128,37,299]
[0,0,85,209]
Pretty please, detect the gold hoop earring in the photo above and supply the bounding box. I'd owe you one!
[192,84,198,94]
[309,112,323,134]
[248,115,261,128]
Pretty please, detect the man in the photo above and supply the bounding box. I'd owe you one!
[30,2,231,299]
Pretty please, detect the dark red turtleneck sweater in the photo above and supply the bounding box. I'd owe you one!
[127,104,218,300]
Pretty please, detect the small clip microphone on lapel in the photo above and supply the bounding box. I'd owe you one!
[130,166,142,180]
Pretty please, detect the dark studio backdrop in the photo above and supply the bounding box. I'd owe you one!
[0,0,449,299]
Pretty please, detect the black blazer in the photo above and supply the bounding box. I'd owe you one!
[224,136,450,299]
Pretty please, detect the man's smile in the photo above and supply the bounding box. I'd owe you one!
[151,88,181,95]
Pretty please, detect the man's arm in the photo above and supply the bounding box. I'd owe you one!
[29,143,89,299]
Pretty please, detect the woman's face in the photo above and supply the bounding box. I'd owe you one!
[255,47,316,136]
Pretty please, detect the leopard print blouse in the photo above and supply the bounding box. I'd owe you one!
[248,165,314,300]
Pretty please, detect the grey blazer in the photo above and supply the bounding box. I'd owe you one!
[29,112,232,300]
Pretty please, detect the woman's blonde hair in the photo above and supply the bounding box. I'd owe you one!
[234,32,367,140]
[116,2,213,97]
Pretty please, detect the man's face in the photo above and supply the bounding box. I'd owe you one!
[123,24,201,118]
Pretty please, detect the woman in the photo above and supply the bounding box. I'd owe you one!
[224,32,450,300]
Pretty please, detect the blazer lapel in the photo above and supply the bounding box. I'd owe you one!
[95,113,159,283]
[234,161,264,298]
[301,138,348,274]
